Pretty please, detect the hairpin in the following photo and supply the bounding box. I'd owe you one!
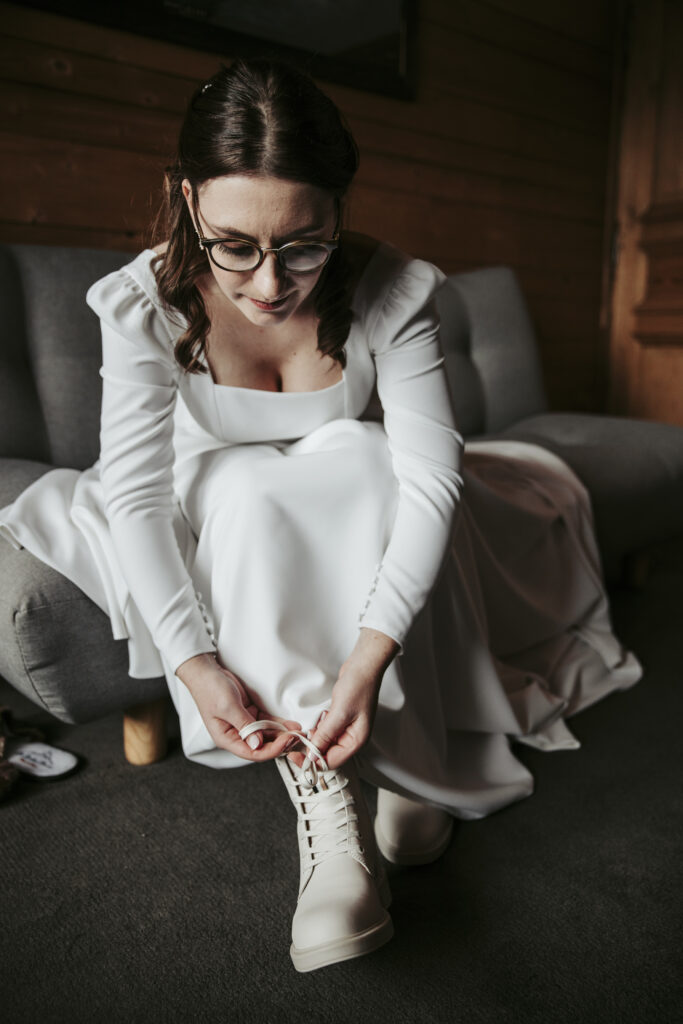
[200,82,212,94]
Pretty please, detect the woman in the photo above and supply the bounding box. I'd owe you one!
[0,58,641,972]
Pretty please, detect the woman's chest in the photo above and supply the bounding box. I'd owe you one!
[204,298,341,394]
[176,326,376,447]
[206,336,342,393]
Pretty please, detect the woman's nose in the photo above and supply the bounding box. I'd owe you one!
[251,252,286,299]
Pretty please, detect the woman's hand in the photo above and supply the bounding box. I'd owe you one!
[301,629,400,771]
[176,653,301,761]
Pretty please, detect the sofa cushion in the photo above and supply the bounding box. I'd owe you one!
[0,536,166,723]
[502,413,683,577]
[0,457,166,722]
[0,456,54,507]
[438,267,547,435]
[0,248,50,461]
[3,244,129,469]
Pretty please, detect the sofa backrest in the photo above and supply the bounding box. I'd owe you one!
[0,245,547,469]
[0,244,130,468]
[436,266,547,434]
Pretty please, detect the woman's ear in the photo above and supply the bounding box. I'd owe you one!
[181,179,200,236]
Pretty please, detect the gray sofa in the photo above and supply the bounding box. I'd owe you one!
[1,243,682,762]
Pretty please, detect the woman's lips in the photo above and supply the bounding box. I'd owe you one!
[249,295,290,311]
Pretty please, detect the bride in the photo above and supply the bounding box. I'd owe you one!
[0,57,641,972]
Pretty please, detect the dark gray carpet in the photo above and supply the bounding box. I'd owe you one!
[2,561,682,1024]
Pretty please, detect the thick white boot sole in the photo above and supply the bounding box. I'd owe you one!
[291,873,393,973]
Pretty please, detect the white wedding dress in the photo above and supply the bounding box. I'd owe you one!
[0,243,641,819]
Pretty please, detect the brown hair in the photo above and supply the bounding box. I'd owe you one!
[150,58,360,374]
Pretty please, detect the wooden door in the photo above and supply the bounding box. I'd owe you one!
[609,0,683,425]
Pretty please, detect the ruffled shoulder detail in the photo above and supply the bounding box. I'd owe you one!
[355,243,446,355]
[86,249,184,361]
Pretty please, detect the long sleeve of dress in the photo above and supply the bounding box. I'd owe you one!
[357,257,464,648]
[87,268,217,674]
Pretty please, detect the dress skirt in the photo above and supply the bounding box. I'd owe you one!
[0,422,641,820]
[148,420,642,819]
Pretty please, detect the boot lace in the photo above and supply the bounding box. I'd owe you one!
[239,720,362,865]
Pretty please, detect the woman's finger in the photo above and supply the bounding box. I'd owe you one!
[308,708,353,760]
[214,717,263,753]
[315,714,371,768]
[235,717,305,761]
[248,729,302,761]
[323,745,354,770]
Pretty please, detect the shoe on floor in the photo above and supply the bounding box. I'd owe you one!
[4,739,80,780]
[374,787,453,866]
[276,751,393,972]
[0,705,81,783]
[239,720,393,972]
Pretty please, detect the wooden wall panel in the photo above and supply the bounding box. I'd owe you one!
[0,0,620,412]
[419,22,609,134]
[483,0,614,47]
[608,0,683,425]
[0,82,178,155]
[426,0,612,77]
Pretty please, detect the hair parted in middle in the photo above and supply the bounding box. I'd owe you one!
[151,57,360,374]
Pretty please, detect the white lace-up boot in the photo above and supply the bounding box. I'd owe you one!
[374,788,453,866]
[240,721,393,972]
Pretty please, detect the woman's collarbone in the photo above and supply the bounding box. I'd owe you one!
[206,330,341,393]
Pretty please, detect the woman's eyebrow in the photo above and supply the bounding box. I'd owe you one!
[205,220,328,241]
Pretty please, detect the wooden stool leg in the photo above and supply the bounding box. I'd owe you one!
[123,697,168,765]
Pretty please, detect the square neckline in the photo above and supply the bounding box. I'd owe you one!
[143,242,388,398]
[208,368,346,397]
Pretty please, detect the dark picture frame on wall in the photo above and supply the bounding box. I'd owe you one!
[17,0,418,100]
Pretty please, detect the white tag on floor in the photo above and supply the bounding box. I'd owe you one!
[6,741,79,778]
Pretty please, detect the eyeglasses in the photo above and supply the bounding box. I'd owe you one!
[192,195,340,274]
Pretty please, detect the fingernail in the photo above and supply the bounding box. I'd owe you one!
[247,735,260,750]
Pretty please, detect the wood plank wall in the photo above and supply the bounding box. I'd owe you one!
[608,0,683,426]
[0,0,619,411]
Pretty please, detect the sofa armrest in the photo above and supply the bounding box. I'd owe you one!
[0,458,167,730]
[501,413,683,580]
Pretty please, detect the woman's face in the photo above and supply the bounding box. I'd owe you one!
[182,175,337,328]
